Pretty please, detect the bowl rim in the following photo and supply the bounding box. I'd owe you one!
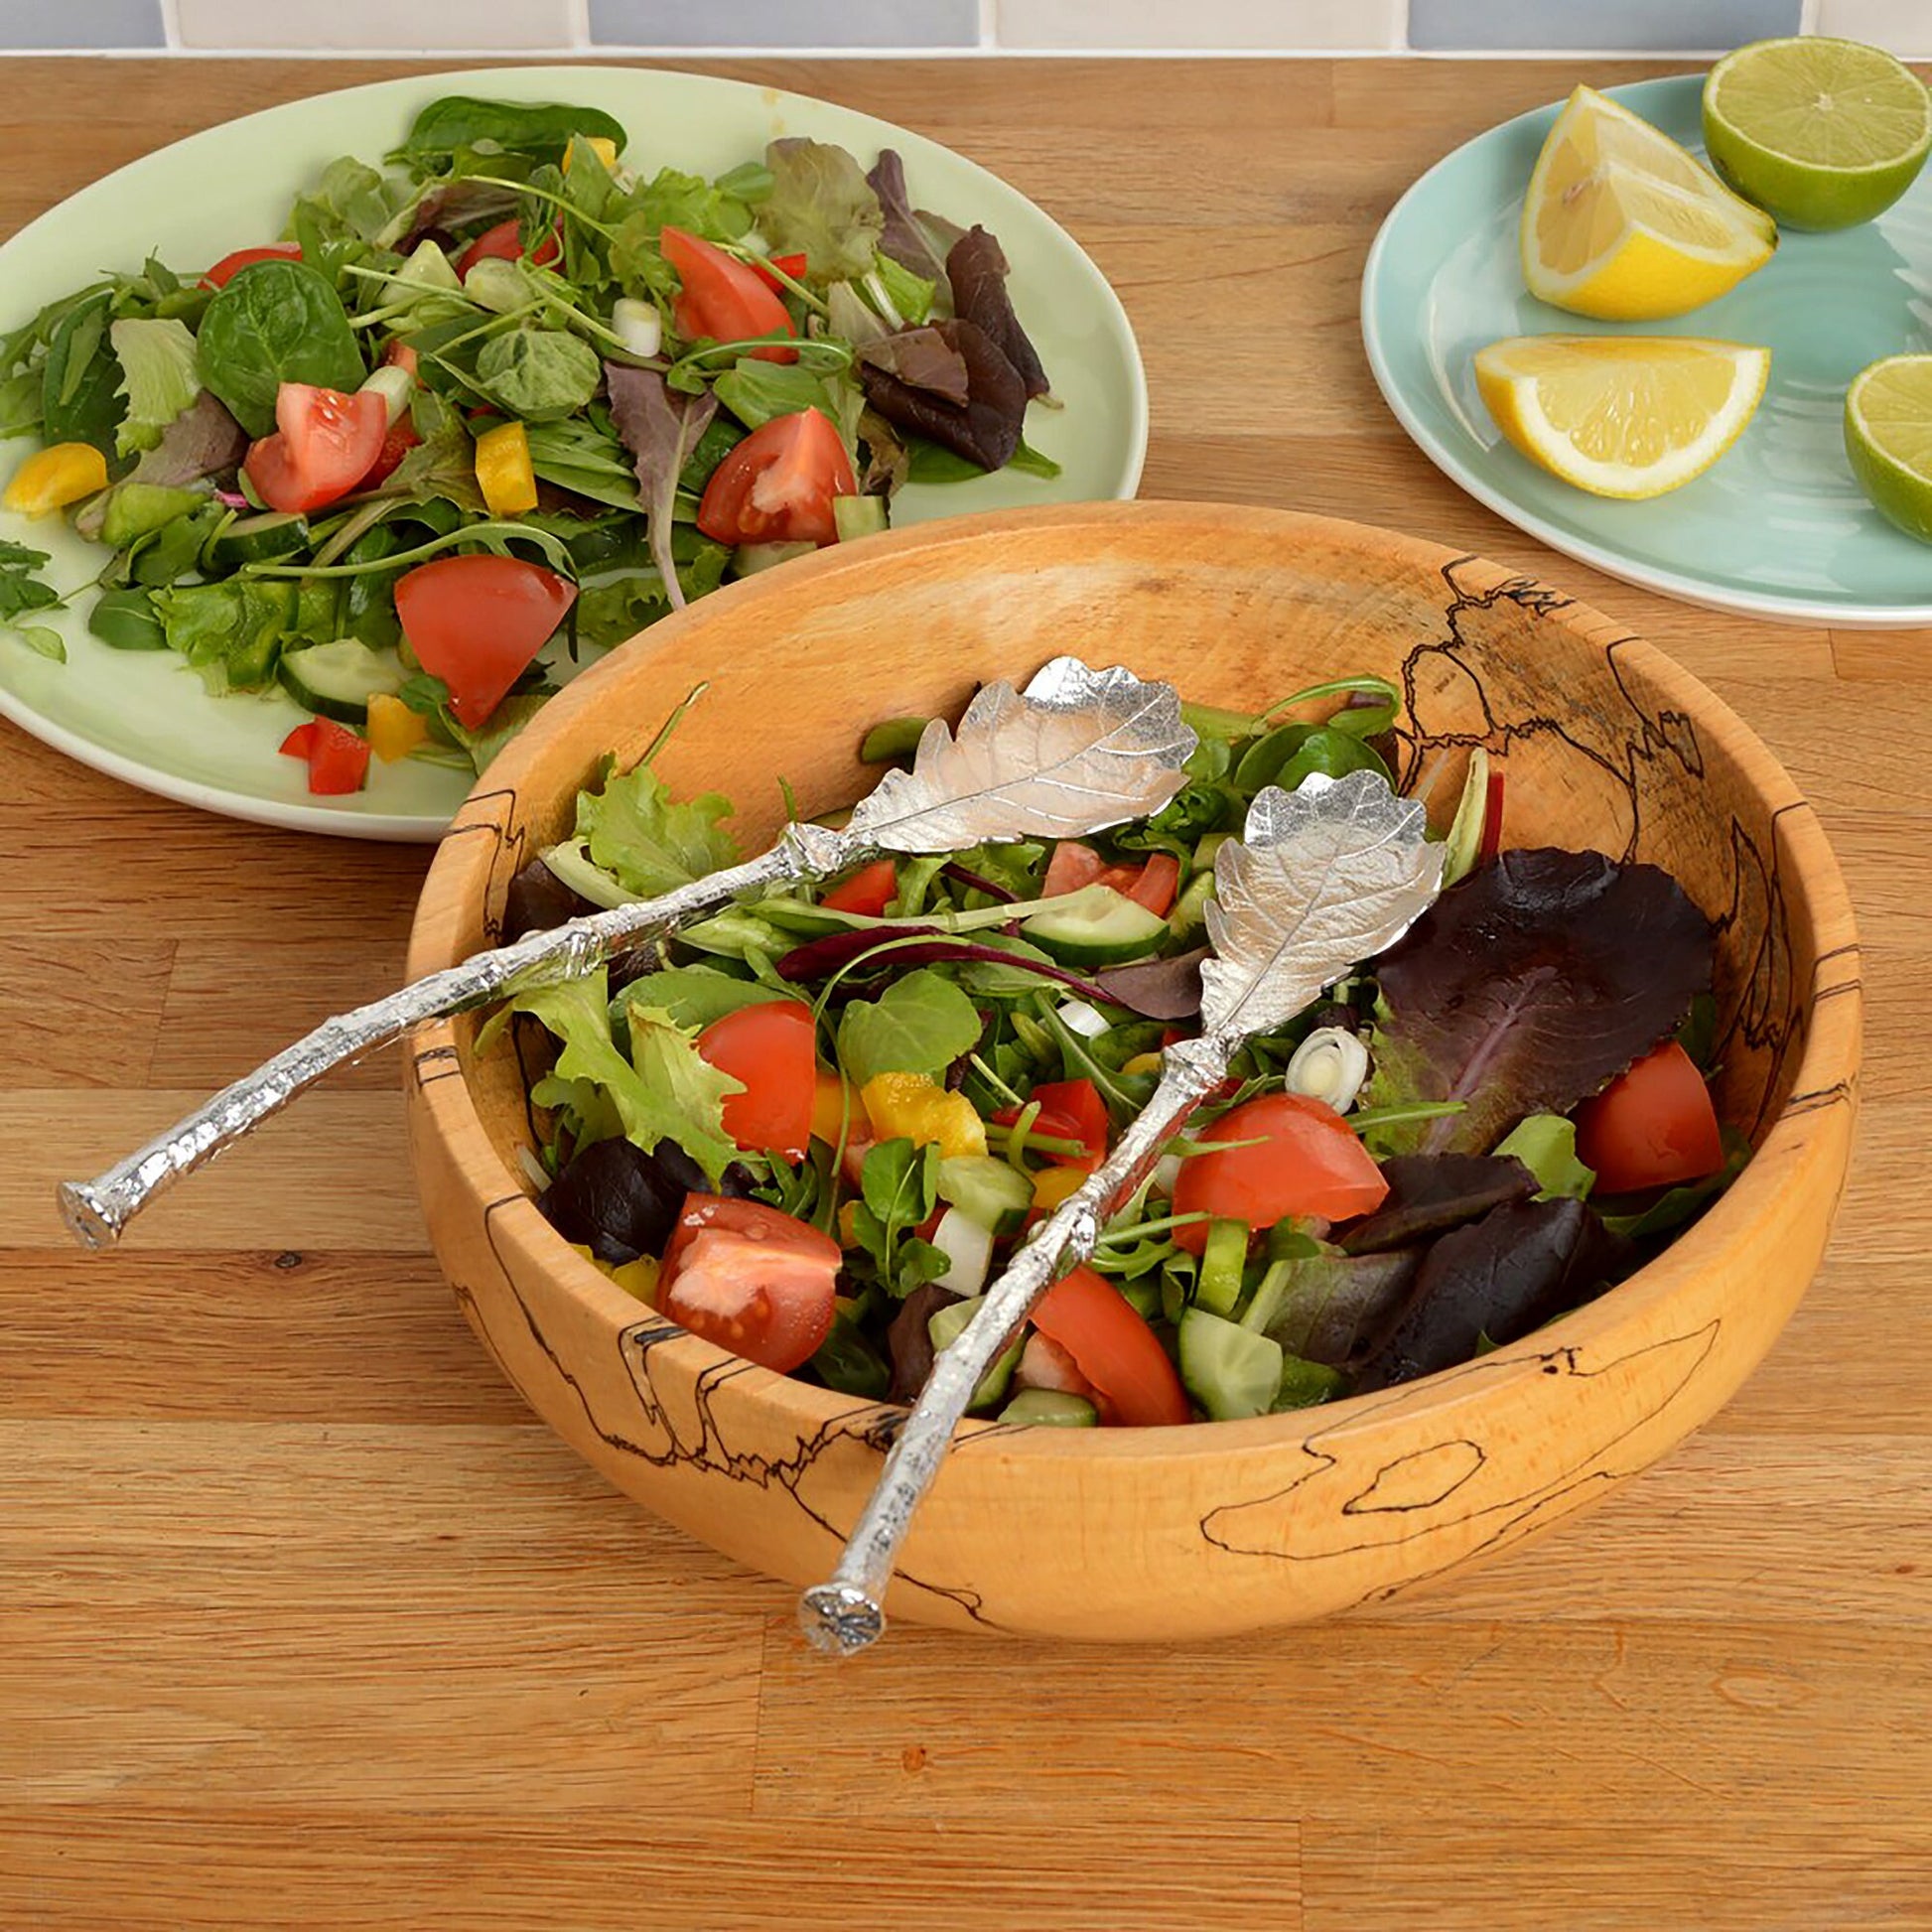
[404,498,1863,1461]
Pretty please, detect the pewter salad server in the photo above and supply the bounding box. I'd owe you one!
[58,656,1195,1249]
[799,768,1448,1657]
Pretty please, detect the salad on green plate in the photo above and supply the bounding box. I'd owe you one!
[487,677,1747,1428]
[0,77,1116,831]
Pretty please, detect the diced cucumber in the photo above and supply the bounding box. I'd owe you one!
[926,1296,1023,1412]
[1442,745,1491,887]
[1170,869,1217,936]
[929,1207,995,1296]
[207,510,310,569]
[102,483,205,549]
[1022,884,1169,968]
[1195,1216,1250,1317]
[833,494,889,542]
[936,1155,1035,1234]
[732,539,816,576]
[1178,1307,1284,1422]
[278,636,408,725]
[997,1388,1097,1427]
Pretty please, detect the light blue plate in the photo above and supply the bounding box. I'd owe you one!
[1362,74,1932,627]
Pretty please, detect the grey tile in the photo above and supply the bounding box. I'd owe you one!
[1408,0,1802,51]
[589,0,979,47]
[0,0,163,48]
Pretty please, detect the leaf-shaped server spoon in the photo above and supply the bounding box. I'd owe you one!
[798,767,1448,1657]
[57,656,1194,1250]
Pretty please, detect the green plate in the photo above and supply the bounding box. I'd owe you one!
[0,67,1146,840]
[1363,74,1932,627]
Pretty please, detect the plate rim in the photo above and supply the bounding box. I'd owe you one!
[1360,71,1932,631]
[0,61,1149,842]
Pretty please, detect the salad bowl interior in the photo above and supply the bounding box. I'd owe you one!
[404,500,1859,1641]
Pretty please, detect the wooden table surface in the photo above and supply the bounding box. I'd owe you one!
[3,54,1926,1931]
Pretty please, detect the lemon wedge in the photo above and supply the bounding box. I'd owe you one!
[1521,85,1778,319]
[1473,335,1771,498]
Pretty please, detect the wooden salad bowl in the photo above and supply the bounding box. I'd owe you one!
[404,501,1861,1641]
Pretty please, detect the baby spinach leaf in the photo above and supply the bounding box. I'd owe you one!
[712,358,836,431]
[393,95,627,171]
[836,969,984,1089]
[0,539,62,624]
[196,260,364,439]
[1363,848,1715,1159]
[87,587,168,651]
[475,327,602,420]
[42,289,126,453]
[851,1139,949,1300]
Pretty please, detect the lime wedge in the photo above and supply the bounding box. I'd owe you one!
[1846,354,1932,543]
[1704,37,1932,230]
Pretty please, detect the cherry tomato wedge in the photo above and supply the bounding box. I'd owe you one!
[696,1002,818,1162]
[201,243,303,289]
[1172,1092,1388,1252]
[696,407,857,547]
[1032,1266,1191,1427]
[751,250,809,291]
[659,225,796,363]
[1574,1040,1725,1193]
[456,217,562,279]
[820,859,897,916]
[278,716,369,795]
[242,382,388,516]
[1125,852,1180,916]
[359,414,421,489]
[1042,840,1110,896]
[993,1078,1109,1171]
[1041,840,1177,913]
[659,1193,841,1374]
[392,554,576,729]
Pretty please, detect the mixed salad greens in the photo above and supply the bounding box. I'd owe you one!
[483,676,1747,1429]
[0,94,1058,793]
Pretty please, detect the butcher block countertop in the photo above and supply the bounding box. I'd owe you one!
[3,55,1926,1931]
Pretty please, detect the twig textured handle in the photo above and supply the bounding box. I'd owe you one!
[798,1035,1230,1656]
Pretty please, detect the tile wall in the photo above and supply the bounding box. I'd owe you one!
[7,0,1931,58]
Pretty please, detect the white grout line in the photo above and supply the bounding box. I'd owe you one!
[979,0,997,50]
[1390,0,1410,53]
[567,0,594,50]
[157,0,184,51]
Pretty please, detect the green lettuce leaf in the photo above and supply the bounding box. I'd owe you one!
[575,755,740,897]
[1493,1115,1596,1201]
[759,138,884,282]
[109,318,203,456]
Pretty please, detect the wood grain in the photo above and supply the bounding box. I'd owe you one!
[0,53,1922,1932]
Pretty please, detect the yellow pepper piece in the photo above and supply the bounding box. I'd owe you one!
[563,135,620,174]
[811,1067,861,1145]
[567,1241,659,1304]
[861,1071,988,1160]
[1030,1166,1088,1212]
[474,419,538,516]
[3,441,108,517]
[1122,1050,1165,1076]
[365,691,429,763]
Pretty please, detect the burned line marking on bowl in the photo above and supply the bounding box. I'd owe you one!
[1341,1440,1487,1515]
[1197,1318,1722,1572]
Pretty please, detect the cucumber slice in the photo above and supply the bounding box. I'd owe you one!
[997,1388,1097,1427]
[1178,1307,1283,1422]
[833,494,889,542]
[926,1296,1023,1412]
[936,1155,1035,1234]
[207,510,310,569]
[732,540,816,576]
[278,636,408,725]
[1022,884,1169,968]
[1195,1216,1250,1317]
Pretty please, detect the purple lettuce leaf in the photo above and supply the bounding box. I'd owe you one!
[946,224,1048,400]
[1337,1153,1538,1255]
[1364,847,1714,1157]
[857,326,971,406]
[858,316,1026,472]
[1351,1196,1627,1392]
[867,150,953,311]
[605,363,718,612]
[1094,946,1207,1022]
[1260,1249,1425,1367]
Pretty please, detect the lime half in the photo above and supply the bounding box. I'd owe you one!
[1846,354,1932,543]
[1704,36,1931,230]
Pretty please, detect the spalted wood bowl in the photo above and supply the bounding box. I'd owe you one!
[404,502,1860,1640]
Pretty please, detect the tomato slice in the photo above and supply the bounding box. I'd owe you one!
[393,554,576,729]
[1042,840,1176,913]
[1574,1040,1725,1193]
[242,383,387,516]
[993,1078,1109,1171]
[752,250,809,291]
[660,224,796,363]
[202,243,303,290]
[1125,852,1180,916]
[279,716,368,795]
[456,217,563,279]
[659,1193,841,1374]
[1042,841,1109,897]
[1032,1266,1191,1427]
[696,1002,818,1162]
[820,859,898,916]
[1172,1092,1388,1252]
[695,407,857,547]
